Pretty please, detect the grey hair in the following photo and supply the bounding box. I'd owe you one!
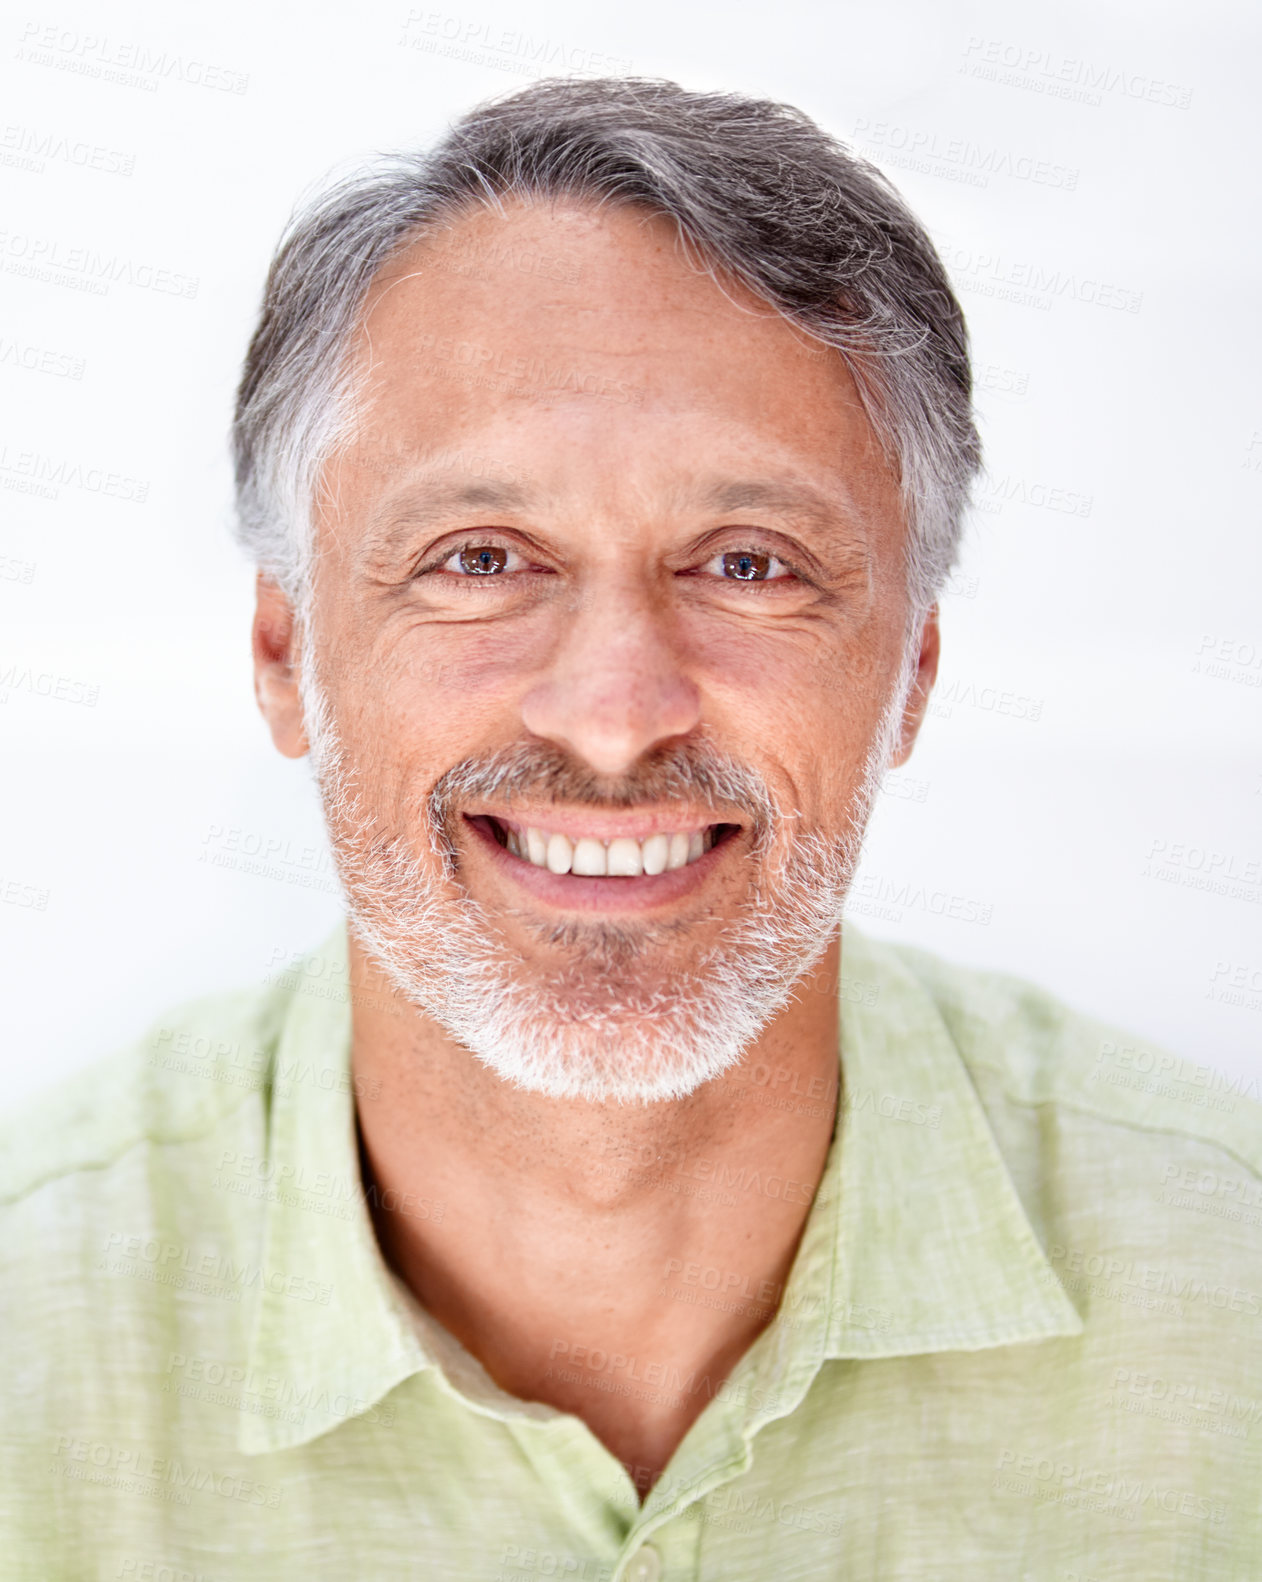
[232,76,981,614]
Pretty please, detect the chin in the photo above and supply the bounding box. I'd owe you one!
[348,888,833,1106]
[438,997,762,1106]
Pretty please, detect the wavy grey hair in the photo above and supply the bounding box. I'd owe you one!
[232,76,981,614]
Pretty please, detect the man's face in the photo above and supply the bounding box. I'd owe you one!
[257,197,937,1102]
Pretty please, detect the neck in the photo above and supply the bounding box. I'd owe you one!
[350,929,842,1497]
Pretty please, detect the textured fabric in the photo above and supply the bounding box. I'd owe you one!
[2,921,1260,1580]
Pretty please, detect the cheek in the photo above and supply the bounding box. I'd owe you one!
[688,618,882,738]
[336,618,540,769]
[687,621,895,813]
[415,620,545,698]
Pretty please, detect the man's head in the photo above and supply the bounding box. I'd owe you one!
[237,78,980,1104]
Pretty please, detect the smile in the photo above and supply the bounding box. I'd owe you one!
[483,818,735,876]
[463,812,746,909]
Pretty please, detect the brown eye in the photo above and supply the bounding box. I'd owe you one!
[722,550,772,581]
[457,545,508,575]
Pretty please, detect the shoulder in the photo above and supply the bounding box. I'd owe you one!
[850,928,1262,1332]
[849,925,1262,1180]
[0,962,308,1404]
[0,972,293,1210]
[0,965,314,1560]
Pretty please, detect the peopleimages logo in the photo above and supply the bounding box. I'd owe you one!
[15,22,249,94]
[0,664,99,707]
[397,10,633,80]
[50,1437,281,1508]
[0,231,198,298]
[1,121,135,175]
[99,1232,333,1306]
[960,36,1194,109]
[971,472,1093,518]
[163,1352,396,1430]
[1047,1242,1261,1316]
[852,116,1080,190]
[848,871,993,927]
[0,334,85,379]
[940,242,1144,315]
[993,1448,1225,1524]
[0,444,149,502]
[1142,839,1261,907]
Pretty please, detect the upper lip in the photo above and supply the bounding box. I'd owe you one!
[467,808,743,841]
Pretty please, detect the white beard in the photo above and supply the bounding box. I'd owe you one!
[300,644,915,1106]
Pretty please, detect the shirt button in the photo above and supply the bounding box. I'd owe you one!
[625,1546,663,1582]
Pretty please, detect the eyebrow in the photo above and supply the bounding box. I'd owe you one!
[689,478,867,537]
[356,471,871,569]
[357,479,539,566]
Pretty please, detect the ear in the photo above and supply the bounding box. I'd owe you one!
[887,603,940,769]
[252,574,310,759]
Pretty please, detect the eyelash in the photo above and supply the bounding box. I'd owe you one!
[417,538,804,585]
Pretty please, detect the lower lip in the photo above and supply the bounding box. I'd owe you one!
[463,816,742,912]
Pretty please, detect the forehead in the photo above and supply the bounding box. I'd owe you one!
[330,197,901,540]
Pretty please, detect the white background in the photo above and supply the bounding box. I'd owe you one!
[1,0,1259,1113]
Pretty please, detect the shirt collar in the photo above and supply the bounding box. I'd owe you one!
[654,926,1084,1511]
[239,920,1081,1455]
[238,923,425,1455]
[818,925,1083,1357]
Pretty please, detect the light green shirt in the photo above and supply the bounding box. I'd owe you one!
[3,923,1260,1579]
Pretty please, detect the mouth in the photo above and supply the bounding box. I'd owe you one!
[476,816,740,875]
[462,812,747,911]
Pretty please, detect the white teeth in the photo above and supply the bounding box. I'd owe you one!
[641,833,669,876]
[666,833,691,871]
[545,833,574,874]
[571,837,607,876]
[606,837,644,877]
[503,823,722,876]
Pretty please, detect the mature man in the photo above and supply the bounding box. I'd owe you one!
[2,77,1258,1579]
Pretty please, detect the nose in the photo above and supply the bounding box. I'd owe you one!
[520,587,702,778]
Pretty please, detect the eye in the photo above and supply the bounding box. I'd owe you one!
[705,548,793,582]
[440,542,524,576]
